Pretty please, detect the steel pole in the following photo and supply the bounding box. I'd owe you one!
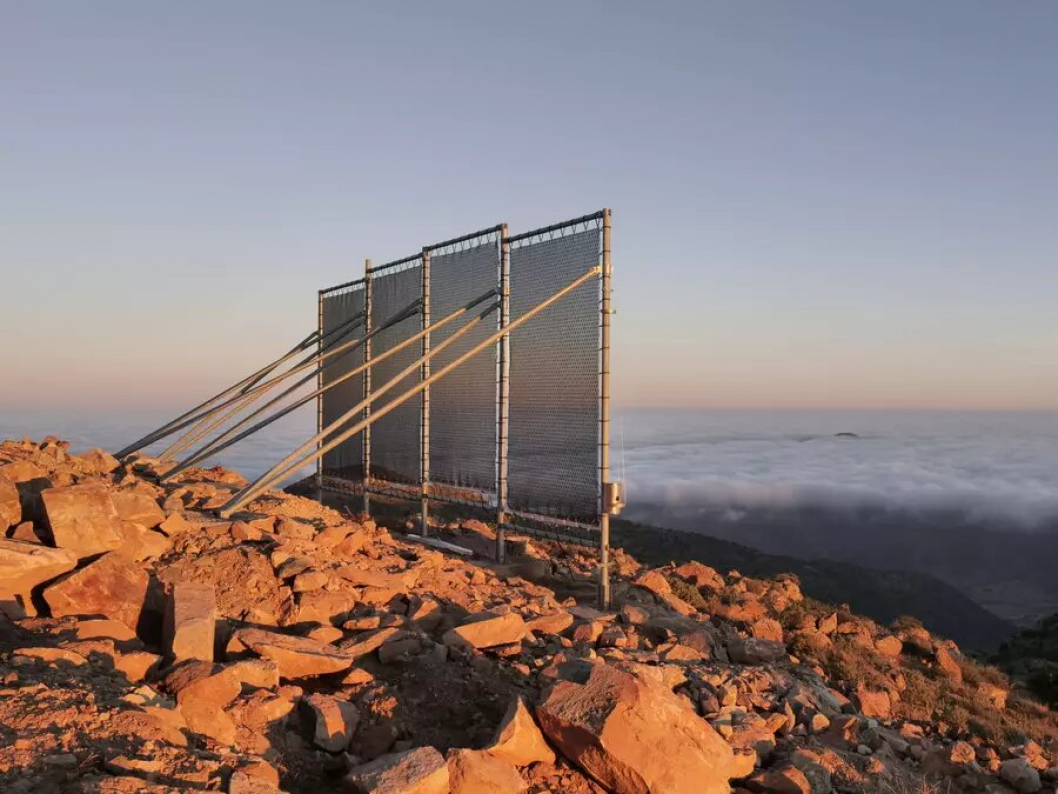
[362,259,373,517]
[599,209,612,609]
[496,226,510,563]
[420,248,431,537]
[316,288,324,496]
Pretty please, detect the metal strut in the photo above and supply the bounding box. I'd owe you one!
[162,288,497,481]
[116,327,321,458]
[117,310,371,458]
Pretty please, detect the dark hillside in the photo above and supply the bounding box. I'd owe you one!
[612,518,1015,651]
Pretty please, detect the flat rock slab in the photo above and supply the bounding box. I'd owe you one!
[44,551,149,631]
[338,627,404,660]
[337,566,418,589]
[42,483,125,559]
[0,538,77,594]
[443,613,526,650]
[235,628,355,678]
[346,746,449,794]
[537,661,735,794]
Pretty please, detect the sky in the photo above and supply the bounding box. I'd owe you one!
[2,2,1056,411]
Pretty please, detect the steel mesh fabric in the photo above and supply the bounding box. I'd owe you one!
[508,227,601,522]
[428,239,500,501]
[320,285,365,481]
[370,261,423,486]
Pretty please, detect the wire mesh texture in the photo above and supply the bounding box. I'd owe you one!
[507,218,603,527]
[320,281,366,482]
[367,257,423,487]
[427,230,502,505]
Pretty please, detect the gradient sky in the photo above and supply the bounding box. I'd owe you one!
[2,2,1056,411]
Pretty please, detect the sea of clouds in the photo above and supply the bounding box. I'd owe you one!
[616,408,1058,529]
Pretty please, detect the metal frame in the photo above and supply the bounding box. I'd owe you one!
[498,209,611,603]
[124,211,616,608]
[362,253,424,503]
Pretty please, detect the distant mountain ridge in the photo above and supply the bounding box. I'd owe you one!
[612,518,1016,651]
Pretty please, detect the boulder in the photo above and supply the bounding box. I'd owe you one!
[854,685,892,719]
[346,746,449,794]
[750,618,784,643]
[295,589,359,625]
[158,512,195,537]
[111,490,165,528]
[746,764,813,794]
[0,538,78,593]
[447,749,526,794]
[874,635,903,657]
[0,459,46,483]
[934,646,963,682]
[526,612,574,635]
[487,697,556,767]
[673,561,724,591]
[42,483,125,558]
[235,627,355,678]
[44,551,149,631]
[1000,758,1042,793]
[164,660,242,744]
[443,613,526,650]
[303,693,359,752]
[79,448,120,475]
[921,741,977,777]
[728,637,786,665]
[536,662,734,794]
[633,570,697,616]
[165,582,217,662]
[118,522,171,560]
[0,474,20,530]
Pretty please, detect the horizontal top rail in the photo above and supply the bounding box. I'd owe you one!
[367,252,422,275]
[319,276,366,297]
[424,223,504,253]
[505,209,606,245]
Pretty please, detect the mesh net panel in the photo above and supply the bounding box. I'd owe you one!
[508,227,601,522]
[370,262,423,486]
[320,286,365,480]
[428,239,499,502]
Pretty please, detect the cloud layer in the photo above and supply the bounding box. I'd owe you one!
[616,409,1058,528]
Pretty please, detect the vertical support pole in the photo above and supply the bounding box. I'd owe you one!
[495,226,510,563]
[362,259,373,518]
[420,249,431,537]
[315,290,324,499]
[599,209,612,609]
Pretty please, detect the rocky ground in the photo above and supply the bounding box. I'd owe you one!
[2,436,1058,793]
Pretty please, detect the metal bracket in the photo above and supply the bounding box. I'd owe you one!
[603,481,625,516]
